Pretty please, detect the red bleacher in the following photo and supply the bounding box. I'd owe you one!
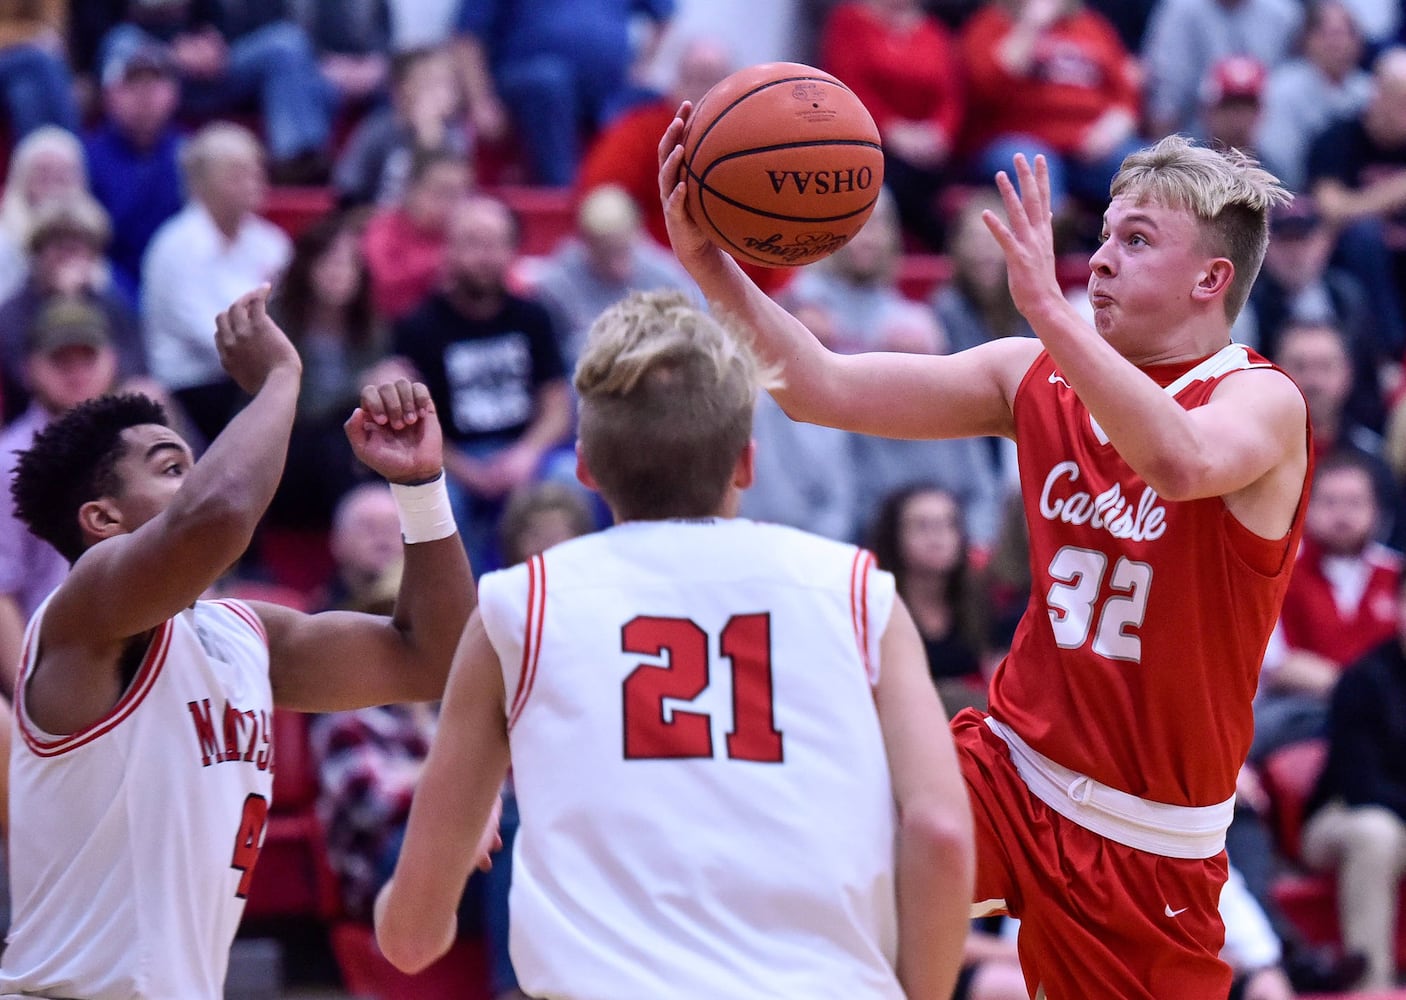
[1259,739,1406,971]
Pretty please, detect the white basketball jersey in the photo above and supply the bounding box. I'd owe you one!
[1,599,275,1000]
[477,518,902,1000]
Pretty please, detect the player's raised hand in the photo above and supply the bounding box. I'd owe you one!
[344,379,445,485]
[979,154,1066,323]
[658,102,725,273]
[214,284,302,394]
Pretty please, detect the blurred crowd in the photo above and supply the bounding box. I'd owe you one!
[1,0,1406,996]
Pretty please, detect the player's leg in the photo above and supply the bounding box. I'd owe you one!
[1014,837,1234,1000]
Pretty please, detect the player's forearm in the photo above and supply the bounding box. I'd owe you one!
[691,255,848,423]
[165,366,300,551]
[895,801,974,1000]
[1026,301,1216,498]
[385,535,475,700]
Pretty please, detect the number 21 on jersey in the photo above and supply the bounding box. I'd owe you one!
[1045,545,1152,662]
[620,613,784,763]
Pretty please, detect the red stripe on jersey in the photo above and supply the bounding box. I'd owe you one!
[19,618,175,757]
[507,555,540,726]
[850,549,876,685]
[213,599,268,645]
[509,555,547,731]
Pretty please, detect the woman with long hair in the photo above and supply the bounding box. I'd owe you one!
[868,482,989,715]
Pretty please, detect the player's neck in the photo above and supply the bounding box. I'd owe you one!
[1120,317,1233,368]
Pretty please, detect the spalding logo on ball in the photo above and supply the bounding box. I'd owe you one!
[682,62,884,268]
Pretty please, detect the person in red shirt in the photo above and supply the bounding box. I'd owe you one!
[1254,450,1402,758]
[362,149,474,321]
[660,101,1310,996]
[576,38,792,296]
[819,0,964,250]
[960,0,1142,216]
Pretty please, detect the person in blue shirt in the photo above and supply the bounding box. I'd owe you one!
[82,45,184,303]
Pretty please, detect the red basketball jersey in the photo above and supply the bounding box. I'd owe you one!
[990,346,1310,807]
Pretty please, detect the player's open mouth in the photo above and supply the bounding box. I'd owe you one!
[1090,293,1115,308]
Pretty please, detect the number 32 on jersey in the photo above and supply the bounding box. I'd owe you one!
[1046,545,1152,663]
[620,614,784,763]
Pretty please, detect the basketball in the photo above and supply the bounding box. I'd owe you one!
[682,62,884,269]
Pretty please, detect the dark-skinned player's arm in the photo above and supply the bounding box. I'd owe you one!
[657,104,1039,444]
[375,609,509,973]
[876,597,975,1000]
[33,286,302,733]
[982,154,1307,515]
[253,379,474,711]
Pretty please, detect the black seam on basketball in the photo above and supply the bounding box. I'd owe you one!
[685,159,880,225]
[688,75,857,153]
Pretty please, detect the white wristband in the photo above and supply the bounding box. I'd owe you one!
[389,472,457,544]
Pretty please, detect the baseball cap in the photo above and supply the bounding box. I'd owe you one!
[1271,196,1322,239]
[101,44,174,88]
[25,195,112,254]
[26,299,113,356]
[1201,56,1267,106]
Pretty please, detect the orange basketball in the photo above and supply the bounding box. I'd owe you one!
[682,62,884,269]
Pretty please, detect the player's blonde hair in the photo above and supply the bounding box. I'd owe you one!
[575,290,774,520]
[1110,135,1290,322]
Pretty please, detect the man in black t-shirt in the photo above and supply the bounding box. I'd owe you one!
[394,196,573,570]
[1306,47,1406,355]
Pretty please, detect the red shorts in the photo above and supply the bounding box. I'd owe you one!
[952,709,1232,1000]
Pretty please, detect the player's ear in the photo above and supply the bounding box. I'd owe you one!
[574,441,600,491]
[78,497,125,544]
[1192,257,1234,304]
[732,440,756,491]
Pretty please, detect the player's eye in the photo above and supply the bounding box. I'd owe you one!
[1127,233,1148,246]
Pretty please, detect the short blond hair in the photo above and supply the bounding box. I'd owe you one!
[575,291,772,520]
[1110,135,1289,321]
[180,121,263,190]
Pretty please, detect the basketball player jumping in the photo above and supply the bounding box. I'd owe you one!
[1,286,474,1000]
[659,115,1312,998]
[375,290,976,999]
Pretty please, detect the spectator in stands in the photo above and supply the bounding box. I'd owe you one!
[738,301,858,541]
[532,184,695,367]
[82,42,184,303]
[1083,0,1157,50]
[1273,322,1404,551]
[959,0,1142,216]
[850,317,1001,547]
[1258,1,1372,194]
[1255,451,1402,758]
[1225,762,1371,994]
[0,1,77,137]
[79,0,334,183]
[1249,197,1386,434]
[787,188,938,353]
[0,125,87,304]
[980,491,1030,654]
[451,0,675,187]
[577,36,729,251]
[819,0,963,250]
[261,211,384,578]
[334,44,471,208]
[1142,0,1302,139]
[142,121,291,447]
[934,193,1032,490]
[1306,46,1406,359]
[0,194,143,424]
[0,297,119,687]
[1201,55,1267,153]
[363,148,472,321]
[1300,577,1406,991]
[392,195,573,571]
[869,483,990,717]
[291,0,394,107]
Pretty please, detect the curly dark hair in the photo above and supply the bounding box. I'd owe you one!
[11,393,168,563]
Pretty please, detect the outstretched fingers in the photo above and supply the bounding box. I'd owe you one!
[656,101,691,170]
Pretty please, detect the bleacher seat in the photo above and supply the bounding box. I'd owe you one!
[262,186,336,240]
[242,709,341,922]
[1259,738,1406,967]
[329,922,493,1000]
